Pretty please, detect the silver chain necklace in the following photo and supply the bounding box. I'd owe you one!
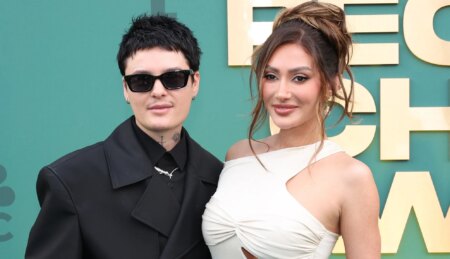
[154,166,179,179]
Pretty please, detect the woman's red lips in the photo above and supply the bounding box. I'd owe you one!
[272,104,297,115]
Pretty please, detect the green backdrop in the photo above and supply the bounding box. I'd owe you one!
[0,0,448,258]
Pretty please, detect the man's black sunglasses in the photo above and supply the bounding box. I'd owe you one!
[124,69,194,92]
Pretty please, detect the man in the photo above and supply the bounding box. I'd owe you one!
[26,15,222,259]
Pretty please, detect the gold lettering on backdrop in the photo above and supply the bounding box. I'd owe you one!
[351,43,398,65]
[380,79,450,160]
[270,79,377,156]
[379,172,450,253]
[227,0,399,66]
[346,14,398,33]
[329,80,376,156]
[333,172,450,253]
[404,0,450,66]
[227,0,252,65]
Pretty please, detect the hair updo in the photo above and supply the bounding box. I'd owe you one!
[248,1,354,150]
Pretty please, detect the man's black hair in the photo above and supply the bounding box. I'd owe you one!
[117,15,202,75]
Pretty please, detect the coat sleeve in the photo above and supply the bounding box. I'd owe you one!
[25,166,82,259]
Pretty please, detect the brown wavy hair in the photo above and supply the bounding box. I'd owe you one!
[248,1,354,159]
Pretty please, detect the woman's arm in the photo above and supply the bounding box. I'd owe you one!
[340,161,381,259]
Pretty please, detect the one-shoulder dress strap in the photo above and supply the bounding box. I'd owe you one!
[280,140,344,180]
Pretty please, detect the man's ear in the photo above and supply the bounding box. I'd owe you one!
[122,78,130,103]
[191,71,200,98]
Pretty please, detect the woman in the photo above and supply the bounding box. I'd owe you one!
[202,1,380,258]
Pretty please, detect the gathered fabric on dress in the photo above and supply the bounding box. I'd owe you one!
[202,140,343,259]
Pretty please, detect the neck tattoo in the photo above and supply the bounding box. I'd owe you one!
[172,133,181,143]
[159,136,165,146]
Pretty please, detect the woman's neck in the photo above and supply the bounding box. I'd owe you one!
[270,123,323,150]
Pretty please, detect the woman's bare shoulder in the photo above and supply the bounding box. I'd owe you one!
[225,139,269,161]
[327,152,373,185]
[329,153,376,197]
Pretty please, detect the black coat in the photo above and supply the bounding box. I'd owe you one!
[26,118,223,259]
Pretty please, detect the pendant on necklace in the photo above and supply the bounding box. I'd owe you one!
[154,166,179,179]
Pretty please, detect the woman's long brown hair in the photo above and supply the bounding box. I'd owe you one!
[248,1,354,165]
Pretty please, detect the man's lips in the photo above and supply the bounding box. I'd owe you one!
[149,103,172,109]
[148,103,173,114]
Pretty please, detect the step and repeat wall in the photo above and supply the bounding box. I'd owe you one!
[0,0,449,258]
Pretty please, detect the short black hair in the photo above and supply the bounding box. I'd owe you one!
[117,15,202,75]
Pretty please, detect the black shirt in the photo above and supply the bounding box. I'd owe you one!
[131,118,188,254]
[131,118,187,202]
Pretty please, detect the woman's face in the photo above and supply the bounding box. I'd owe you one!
[262,43,322,133]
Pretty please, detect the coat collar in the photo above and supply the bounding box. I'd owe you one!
[103,117,222,258]
[103,117,219,189]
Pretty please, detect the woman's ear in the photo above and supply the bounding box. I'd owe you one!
[334,75,341,91]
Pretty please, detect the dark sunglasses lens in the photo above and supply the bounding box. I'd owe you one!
[126,75,154,92]
[161,71,189,89]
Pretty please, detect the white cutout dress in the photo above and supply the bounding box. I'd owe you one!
[202,141,343,259]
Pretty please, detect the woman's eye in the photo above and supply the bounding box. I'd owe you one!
[263,73,277,80]
[293,75,308,82]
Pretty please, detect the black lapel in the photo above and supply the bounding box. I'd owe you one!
[131,174,181,236]
[104,117,153,188]
[160,134,221,259]
[103,117,181,236]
